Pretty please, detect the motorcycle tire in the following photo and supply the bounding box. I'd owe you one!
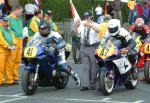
[144,61,150,83]
[99,70,114,96]
[124,68,138,89]
[54,72,69,89]
[21,69,38,95]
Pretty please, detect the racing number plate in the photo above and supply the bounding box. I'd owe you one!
[24,47,37,58]
[144,44,150,54]
[135,36,142,50]
[96,45,115,59]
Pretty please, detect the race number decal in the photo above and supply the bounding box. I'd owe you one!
[113,57,131,74]
[144,44,150,54]
[96,44,116,59]
[24,47,37,58]
[135,36,142,51]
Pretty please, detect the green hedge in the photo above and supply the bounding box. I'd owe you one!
[20,0,128,22]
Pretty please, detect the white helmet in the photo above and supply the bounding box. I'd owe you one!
[108,19,121,36]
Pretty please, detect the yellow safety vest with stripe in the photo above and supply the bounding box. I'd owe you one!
[28,16,39,36]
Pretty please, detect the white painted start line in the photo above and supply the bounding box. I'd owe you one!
[0,93,144,103]
[0,93,27,103]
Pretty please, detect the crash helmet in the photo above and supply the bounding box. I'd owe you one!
[108,19,121,36]
[39,20,50,37]
[135,18,144,30]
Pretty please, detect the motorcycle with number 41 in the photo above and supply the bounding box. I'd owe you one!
[95,40,138,95]
[21,39,71,95]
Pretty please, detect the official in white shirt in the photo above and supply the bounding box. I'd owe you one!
[95,4,104,24]
[78,11,100,91]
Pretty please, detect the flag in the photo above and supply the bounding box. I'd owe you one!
[0,0,5,10]
[70,0,81,23]
[34,0,40,9]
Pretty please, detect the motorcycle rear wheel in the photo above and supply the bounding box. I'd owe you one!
[21,69,38,95]
[144,61,150,83]
[124,67,138,89]
[54,71,69,89]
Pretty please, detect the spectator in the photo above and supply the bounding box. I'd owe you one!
[45,10,58,32]
[107,2,113,17]
[128,0,137,24]
[111,0,123,24]
[23,3,36,47]
[0,15,16,86]
[25,3,36,25]
[142,1,149,25]
[78,11,100,91]
[71,23,81,64]
[2,0,12,15]
[27,9,43,39]
[99,15,112,41]
[8,5,23,84]
[95,4,104,24]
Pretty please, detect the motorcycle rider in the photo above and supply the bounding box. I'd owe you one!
[28,20,81,87]
[129,18,150,42]
[129,18,150,81]
[101,19,137,68]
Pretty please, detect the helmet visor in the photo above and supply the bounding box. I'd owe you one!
[108,26,118,34]
[39,28,50,37]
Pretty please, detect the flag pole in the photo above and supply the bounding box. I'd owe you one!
[38,0,40,9]
[92,0,94,16]
[104,0,107,16]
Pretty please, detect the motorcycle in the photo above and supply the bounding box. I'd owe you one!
[135,35,150,83]
[21,38,69,95]
[95,40,138,95]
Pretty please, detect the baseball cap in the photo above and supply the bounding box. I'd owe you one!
[0,14,9,21]
[46,10,52,16]
[84,11,93,18]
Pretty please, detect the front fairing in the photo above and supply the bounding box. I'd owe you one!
[96,39,122,72]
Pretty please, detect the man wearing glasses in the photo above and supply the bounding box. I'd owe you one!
[78,11,100,91]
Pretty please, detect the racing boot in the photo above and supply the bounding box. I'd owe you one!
[71,70,81,87]
[66,66,81,87]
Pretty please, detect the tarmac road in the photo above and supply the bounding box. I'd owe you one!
[0,60,150,103]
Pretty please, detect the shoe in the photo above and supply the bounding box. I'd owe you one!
[80,87,89,91]
[14,80,20,84]
[75,61,79,64]
[97,88,101,91]
[139,76,145,81]
[90,86,96,90]
[72,73,81,87]
[0,83,5,87]
[5,82,16,87]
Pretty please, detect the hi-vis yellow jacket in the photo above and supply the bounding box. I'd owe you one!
[28,16,40,36]
[0,26,16,49]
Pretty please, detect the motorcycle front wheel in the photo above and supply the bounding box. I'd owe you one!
[144,61,150,83]
[99,69,114,96]
[21,69,38,95]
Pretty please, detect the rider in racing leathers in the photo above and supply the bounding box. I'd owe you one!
[28,20,81,87]
[129,18,149,43]
[129,18,150,80]
[101,19,137,70]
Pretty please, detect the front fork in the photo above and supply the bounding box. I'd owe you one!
[34,64,39,82]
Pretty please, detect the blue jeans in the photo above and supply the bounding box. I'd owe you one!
[128,10,136,24]
[97,15,104,24]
